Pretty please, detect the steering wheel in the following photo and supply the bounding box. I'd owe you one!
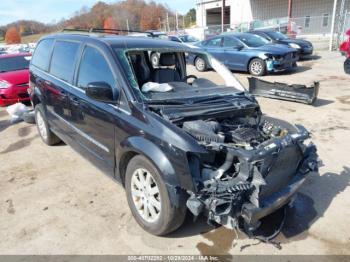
[183,75,198,84]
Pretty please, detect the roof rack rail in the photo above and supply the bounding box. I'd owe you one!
[62,28,154,36]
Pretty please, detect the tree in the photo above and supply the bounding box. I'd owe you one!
[91,1,110,28]
[5,27,21,44]
[104,17,119,31]
[184,8,196,27]
[140,3,161,30]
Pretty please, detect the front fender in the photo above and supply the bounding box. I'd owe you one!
[118,136,181,187]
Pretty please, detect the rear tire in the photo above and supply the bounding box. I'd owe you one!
[35,104,61,146]
[125,155,186,235]
[151,52,159,67]
[249,58,266,76]
[195,56,206,72]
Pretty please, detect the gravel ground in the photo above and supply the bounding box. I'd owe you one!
[0,51,349,255]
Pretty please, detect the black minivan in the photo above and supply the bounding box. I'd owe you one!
[29,31,318,236]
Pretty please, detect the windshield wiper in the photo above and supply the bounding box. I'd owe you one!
[147,94,246,106]
[188,94,244,104]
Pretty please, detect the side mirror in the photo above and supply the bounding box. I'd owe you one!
[234,45,244,51]
[85,82,118,104]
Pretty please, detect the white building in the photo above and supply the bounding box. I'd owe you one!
[196,0,348,33]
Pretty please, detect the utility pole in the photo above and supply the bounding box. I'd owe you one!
[126,19,130,32]
[287,0,293,35]
[166,12,170,32]
[201,0,204,27]
[329,0,339,50]
[175,11,179,32]
[221,0,225,33]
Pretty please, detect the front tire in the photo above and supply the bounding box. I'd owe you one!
[35,104,61,145]
[125,155,186,235]
[249,58,266,76]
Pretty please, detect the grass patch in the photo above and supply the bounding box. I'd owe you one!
[21,33,48,43]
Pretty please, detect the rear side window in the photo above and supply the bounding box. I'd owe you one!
[77,46,115,89]
[50,41,80,82]
[31,39,54,71]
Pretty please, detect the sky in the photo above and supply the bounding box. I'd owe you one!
[0,0,195,26]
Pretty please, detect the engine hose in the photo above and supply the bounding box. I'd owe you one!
[211,151,235,179]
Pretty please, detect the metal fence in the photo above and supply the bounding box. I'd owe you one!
[292,15,333,35]
[197,12,350,50]
[337,11,350,46]
[202,15,334,37]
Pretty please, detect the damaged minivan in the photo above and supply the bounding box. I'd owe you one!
[29,31,318,236]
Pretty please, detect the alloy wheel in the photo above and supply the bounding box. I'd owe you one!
[250,61,263,75]
[195,57,205,71]
[130,168,161,223]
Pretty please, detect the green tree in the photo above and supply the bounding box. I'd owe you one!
[184,8,196,27]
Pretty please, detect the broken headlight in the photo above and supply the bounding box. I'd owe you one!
[266,54,284,62]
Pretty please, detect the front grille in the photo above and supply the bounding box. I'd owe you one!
[16,82,29,87]
[259,144,302,199]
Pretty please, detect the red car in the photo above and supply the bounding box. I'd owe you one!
[0,53,31,106]
[339,29,350,74]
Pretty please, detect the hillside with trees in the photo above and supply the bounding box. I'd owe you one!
[0,0,196,43]
[60,0,195,32]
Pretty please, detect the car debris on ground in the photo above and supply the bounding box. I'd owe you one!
[248,77,319,105]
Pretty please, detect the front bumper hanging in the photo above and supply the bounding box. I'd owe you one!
[248,77,319,105]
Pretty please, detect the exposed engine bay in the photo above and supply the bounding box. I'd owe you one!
[180,115,318,235]
[153,99,319,237]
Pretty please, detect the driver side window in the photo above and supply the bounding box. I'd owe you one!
[77,46,115,90]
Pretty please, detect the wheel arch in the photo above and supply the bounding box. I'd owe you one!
[117,136,180,188]
[246,56,261,71]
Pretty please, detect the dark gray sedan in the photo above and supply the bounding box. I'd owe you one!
[250,30,313,59]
